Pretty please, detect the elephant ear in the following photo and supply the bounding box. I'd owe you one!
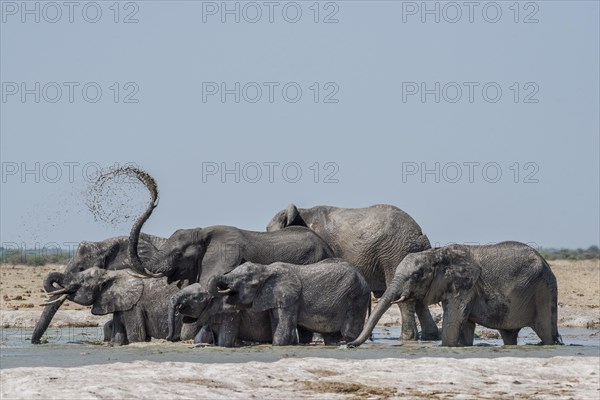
[443,256,481,297]
[252,270,301,312]
[284,204,300,227]
[92,272,144,315]
[137,236,163,264]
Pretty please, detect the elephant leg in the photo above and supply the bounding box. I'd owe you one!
[341,307,369,342]
[111,313,128,346]
[181,319,204,342]
[121,310,147,343]
[499,329,520,345]
[398,302,418,341]
[194,325,215,344]
[459,320,476,346]
[103,320,113,342]
[531,299,555,345]
[322,332,343,345]
[415,301,440,340]
[217,313,241,347]
[297,326,314,344]
[271,308,298,346]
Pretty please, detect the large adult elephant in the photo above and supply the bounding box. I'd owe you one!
[266,204,439,340]
[126,169,335,343]
[348,242,563,347]
[43,268,186,344]
[32,233,167,344]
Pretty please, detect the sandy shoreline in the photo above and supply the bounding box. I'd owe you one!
[2,355,599,399]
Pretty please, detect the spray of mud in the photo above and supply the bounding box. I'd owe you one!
[86,166,158,230]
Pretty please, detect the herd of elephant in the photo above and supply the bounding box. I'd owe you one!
[33,170,563,348]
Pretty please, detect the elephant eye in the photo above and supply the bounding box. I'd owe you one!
[411,270,425,281]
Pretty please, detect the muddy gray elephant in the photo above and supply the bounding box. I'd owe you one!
[348,242,562,347]
[209,259,371,345]
[126,169,335,343]
[167,283,272,347]
[127,171,335,287]
[43,267,186,344]
[32,233,167,344]
[267,204,439,340]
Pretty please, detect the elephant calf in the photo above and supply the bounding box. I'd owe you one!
[167,283,272,347]
[209,259,371,346]
[349,241,562,347]
[42,267,189,345]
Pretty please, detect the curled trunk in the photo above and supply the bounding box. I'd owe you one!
[43,272,65,293]
[348,292,394,347]
[207,275,227,297]
[127,169,159,274]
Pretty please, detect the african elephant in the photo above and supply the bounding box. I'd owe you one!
[209,259,371,346]
[127,170,334,287]
[32,233,168,344]
[43,267,186,344]
[266,204,439,340]
[126,170,335,343]
[348,242,563,347]
[167,283,272,347]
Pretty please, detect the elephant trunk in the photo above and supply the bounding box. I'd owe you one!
[207,275,229,297]
[127,169,159,275]
[166,294,182,341]
[31,295,66,344]
[43,272,65,293]
[348,291,396,348]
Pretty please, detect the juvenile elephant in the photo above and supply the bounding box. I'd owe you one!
[167,283,272,347]
[43,267,186,344]
[33,233,168,344]
[209,259,371,345]
[348,242,562,347]
[266,204,439,340]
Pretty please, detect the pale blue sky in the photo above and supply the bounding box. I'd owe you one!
[1,1,598,249]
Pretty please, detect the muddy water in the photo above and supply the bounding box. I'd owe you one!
[1,326,598,369]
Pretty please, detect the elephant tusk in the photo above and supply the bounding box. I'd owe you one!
[40,294,68,306]
[45,288,69,296]
[145,268,164,278]
[126,270,152,279]
[217,288,232,294]
[391,295,407,304]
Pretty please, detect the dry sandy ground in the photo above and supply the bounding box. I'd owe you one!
[0,356,598,399]
[1,260,599,399]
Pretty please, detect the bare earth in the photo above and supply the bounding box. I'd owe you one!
[1,260,599,399]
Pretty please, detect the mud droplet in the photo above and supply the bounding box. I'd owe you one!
[86,166,159,230]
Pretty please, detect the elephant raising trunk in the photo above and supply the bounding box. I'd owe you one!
[126,168,160,276]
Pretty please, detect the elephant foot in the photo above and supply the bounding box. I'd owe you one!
[401,327,419,341]
[420,328,441,341]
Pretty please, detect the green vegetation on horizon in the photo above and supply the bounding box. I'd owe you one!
[0,245,598,266]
